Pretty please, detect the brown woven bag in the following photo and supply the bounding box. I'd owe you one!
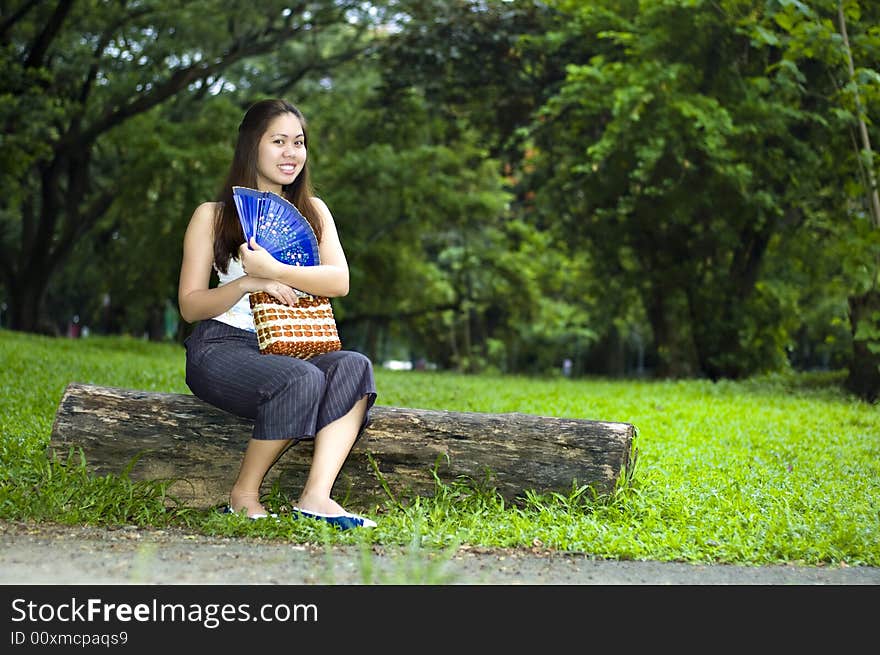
[249,291,342,359]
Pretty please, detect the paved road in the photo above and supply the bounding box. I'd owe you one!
[2,521,877,585]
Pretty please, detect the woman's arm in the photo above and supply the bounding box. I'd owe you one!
[237,197,350,298]
[177,203,301,323]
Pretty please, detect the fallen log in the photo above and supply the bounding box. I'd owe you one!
[49,382,636,509]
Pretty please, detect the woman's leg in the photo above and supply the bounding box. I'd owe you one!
[229,438,293,517]
[185,320,325,517]
[295,395,369,515]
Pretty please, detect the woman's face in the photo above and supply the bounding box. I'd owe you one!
[255,113,306,193]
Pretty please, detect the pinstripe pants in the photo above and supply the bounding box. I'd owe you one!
[184,319,377,441]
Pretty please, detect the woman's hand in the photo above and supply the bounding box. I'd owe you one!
[238,276,300,306]
[239,238,282,281]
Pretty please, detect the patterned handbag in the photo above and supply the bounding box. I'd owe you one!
[249,291,342,359]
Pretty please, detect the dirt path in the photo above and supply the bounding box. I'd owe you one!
[2,520,877,585]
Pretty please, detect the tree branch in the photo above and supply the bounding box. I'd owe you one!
[837,1,880,229]
[70,23,322,148]
[23,0,74,69]
[53,189,116,265]
[78,7,153,105]
[0,0,41,41]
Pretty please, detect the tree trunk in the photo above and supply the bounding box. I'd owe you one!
[49,383,636,510]
[838,5,880,404]
[846,289,880,403]
[7,280,44,333]
[644,284,696,378]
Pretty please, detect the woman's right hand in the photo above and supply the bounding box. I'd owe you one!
[239,276,300,306]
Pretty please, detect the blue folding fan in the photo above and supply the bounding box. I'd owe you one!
[232,186,320,266]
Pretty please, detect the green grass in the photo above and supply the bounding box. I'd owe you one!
[1,328,878,567]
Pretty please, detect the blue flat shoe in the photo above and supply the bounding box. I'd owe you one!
[293,507,377,530]
[222,506,278,520]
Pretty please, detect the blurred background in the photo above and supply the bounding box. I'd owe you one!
[1,0,878,400]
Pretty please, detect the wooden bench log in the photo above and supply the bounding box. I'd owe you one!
[49,382,636,509]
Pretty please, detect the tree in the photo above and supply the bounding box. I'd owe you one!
[346,0,880,386]
[523,0,879,382]
[377,0,562,162]
[0,0,381,333]
[373,0,607,372]
[754,0,880,400]
[836,1,880,401]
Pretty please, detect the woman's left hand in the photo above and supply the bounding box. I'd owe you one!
[239,238,281,280]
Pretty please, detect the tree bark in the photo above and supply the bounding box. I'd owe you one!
[846,289,880,403]
[49,383,636,510]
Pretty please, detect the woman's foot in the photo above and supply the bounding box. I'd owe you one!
[228,489,271,519]
[293,493,375,529]
[293,493,346,516]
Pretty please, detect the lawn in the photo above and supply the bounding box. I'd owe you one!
[1,329,877,566]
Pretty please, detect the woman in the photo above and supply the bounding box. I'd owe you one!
[178,98,377,530]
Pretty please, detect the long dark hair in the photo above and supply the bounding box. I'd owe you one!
[213,98,323,274]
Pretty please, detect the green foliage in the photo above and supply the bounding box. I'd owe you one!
[1,331,877,566]
[0,0,384,332]
[377,0,557,160]
[517,0,880,383]
[362,0,879,389]
[46,98,243,337]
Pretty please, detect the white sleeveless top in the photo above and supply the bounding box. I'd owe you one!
[211,258,256,332]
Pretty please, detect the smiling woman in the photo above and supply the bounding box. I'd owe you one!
[176,98,378,530]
